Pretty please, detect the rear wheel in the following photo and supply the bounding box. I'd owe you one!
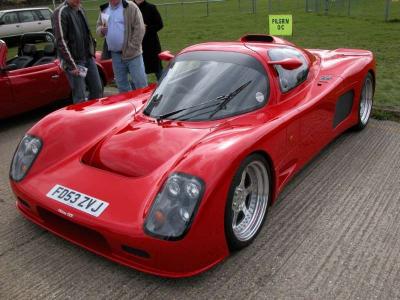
[225,154,271,251]
[354,72,374,131]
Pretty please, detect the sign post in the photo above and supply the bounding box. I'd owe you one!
[268,15,293,36]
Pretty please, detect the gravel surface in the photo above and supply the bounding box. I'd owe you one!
[1,101,399,299]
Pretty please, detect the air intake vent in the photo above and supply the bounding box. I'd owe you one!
[122,245,151,258]
[240,34,275,43]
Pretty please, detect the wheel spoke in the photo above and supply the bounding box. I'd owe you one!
[242,206,251,219]
[244,183,255,196]
[238,168,247,188]
[232,211,239,228]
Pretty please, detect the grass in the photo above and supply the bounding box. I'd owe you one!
[4,0,400,109]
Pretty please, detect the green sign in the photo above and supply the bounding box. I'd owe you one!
[268,15,293,36]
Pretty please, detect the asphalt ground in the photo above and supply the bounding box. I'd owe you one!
[1,94,400,299]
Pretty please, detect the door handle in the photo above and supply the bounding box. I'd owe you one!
[16,25,20,28]
[38,22,42,25]
[51,74,60,79]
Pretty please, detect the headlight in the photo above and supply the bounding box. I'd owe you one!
[144,173,205,240]
[10,135,42,181]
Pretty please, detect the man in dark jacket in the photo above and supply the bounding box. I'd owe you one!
[134,0,164,80]
[53,0,103,103]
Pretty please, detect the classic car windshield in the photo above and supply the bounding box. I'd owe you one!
[144,51,269,121]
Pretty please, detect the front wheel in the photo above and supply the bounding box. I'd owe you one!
[354,72,374,131]
[225,154,271,251]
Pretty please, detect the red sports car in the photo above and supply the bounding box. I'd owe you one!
[10,35,375,277]
[0,32,113,119]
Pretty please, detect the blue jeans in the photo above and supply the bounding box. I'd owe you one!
[111,52,148,93]
[65,57,103,104]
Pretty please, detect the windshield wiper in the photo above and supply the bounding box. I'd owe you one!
[144,94,163,115]
[155,96,225,122]
[208,80,252,118]
[154,81,252,122]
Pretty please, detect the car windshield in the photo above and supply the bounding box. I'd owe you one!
[143,51,269,121]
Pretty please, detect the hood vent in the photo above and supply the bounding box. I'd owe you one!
[240,34,275,43]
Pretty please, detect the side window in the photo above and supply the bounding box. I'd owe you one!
[38,9,52,20]
[33,10,45,21]
[268,47,309,93]
[2,12,19,25]
[18,11,37,23]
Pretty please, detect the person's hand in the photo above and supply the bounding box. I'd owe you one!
[70,68,80,76]
[101,26,108,35]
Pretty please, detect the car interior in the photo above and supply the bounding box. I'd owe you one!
[7,41,56,70]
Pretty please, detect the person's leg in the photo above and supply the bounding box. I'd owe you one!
[111,52,132,93]
[85,57,103,100]
[155,61,163,81]
[155,70,163,81]
[65,70,86,104]
[127,54,148,90]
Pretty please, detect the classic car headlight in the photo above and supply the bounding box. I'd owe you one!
[144,173,205,240]
[10,135,42,181]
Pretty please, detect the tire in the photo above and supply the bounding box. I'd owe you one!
[225,153,271,251]
[353,72,374,131]
[45,30,53,42]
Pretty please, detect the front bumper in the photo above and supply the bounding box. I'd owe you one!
[11,178,228,278]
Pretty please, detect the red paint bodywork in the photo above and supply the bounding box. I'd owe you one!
[10,36,375,277]
[0,40,113,119]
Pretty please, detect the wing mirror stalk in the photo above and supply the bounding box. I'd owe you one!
[158,51,174,62]
[268,58,303,70]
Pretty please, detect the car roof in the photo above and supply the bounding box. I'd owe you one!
[180,35,315,64]
[181,35,295,54]
[0,7,52,15]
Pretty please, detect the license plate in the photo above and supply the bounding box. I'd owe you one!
[46,184,109,217]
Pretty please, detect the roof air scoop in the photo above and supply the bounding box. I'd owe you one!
[240,34,275,43]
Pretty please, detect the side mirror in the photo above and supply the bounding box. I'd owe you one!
[158,51,174,62]
[0,64,17,73]
[268,58,303,70]
[0,21,5,26]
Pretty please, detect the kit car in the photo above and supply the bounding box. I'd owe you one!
[0,32,113,119]
[10,35,375,277]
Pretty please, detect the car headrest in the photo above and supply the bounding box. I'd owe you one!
[44,43,55,56]
[23,44,37,55]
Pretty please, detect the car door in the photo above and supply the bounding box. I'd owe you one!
[17,10,42,35]
[7,60,69,114]
[0,12,22,38]
[267,47,312,178]
[0,73,15,118]
[33,9,52,32]
[0,40,16,119]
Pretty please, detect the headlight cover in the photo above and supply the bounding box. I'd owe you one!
[144,173,205,240]
[10,135,42,181]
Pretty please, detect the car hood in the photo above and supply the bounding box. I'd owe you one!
[83,117,213,177]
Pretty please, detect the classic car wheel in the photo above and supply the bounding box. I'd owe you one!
[354,72,374,130]
[225,154,271,251]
